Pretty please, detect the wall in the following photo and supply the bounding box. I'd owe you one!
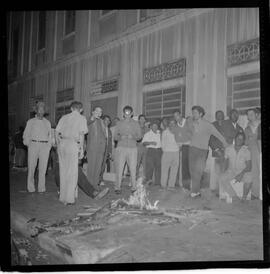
[8,8,260,133]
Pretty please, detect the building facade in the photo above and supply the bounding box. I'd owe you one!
[7,9,260,133]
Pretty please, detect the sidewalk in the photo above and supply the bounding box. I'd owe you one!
[10,168,264,264]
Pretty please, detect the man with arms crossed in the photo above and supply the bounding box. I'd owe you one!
[114,106,142,194]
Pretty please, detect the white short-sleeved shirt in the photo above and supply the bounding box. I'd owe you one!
[142,130,161,148]
[23,116,51,145]
[225,144,251,174]
[161,129,179,152]
[56,111,88,142]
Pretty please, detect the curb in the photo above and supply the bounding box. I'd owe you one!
[10,210,124,264]
[10,210,73,264]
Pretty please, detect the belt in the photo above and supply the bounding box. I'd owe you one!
[31,140,48,143]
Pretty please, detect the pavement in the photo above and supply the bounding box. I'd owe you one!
[9,167,265,265]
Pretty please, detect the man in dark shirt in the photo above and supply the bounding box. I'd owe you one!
[100,115,113,183]
[222,109,244,145]
[172,110,192,190]
[136,114,149,179]
[209,110,226,193]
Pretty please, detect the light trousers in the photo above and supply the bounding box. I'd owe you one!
[161,151,179,188]
[58,139,79,204]
[115,146,137,190]
[136,144,147,178]
[219,170,252,198]
[27,141,51,192]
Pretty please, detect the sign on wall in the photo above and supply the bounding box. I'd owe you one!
[143,58,186,85]
[227,38,259,67]
[90,77,119,96]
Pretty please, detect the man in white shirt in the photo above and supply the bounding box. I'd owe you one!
[55,101,88,205]
[160,118,179,189]
[142,120,162,186]
[23,102,52,193]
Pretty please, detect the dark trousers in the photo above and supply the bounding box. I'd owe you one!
[53,150,97,198]
[145,148,162,185]
[176,145,191,189]
[189,146,208,193]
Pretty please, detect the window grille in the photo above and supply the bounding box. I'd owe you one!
[227,71,260,115]
[143,86,186,121]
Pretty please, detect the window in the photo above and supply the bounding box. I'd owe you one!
[55,105,72,124]
[227,71,260,115]
[56,88,74,103]
[38,11,46,50]
[55,88,74,123]
[11,27,19,77]
[143,86,186,120]
[64,10,76,36]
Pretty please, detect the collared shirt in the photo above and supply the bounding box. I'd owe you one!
[23,116,51,145]
[209,120,226,155]
[142,130,161,148]
[190,118,226,150]
[161,129,179,152]
[56,111,88,142]
[225,144,251,174]
[222,119,244,145]
[137,124,149,147]
[114,118,142,148]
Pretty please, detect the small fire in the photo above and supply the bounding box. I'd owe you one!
[123,178,159,210]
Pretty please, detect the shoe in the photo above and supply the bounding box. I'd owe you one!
[167,187,175,191]
[115,189,122,195]
[131,188,136,193]
[95,187,109,200]
[64,203,75,206]
[145,180,153,186]
[190,192,201,198]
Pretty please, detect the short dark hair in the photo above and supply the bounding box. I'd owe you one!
[93,106,102,111]
[70,101,83,110]
[192,105,205,117]
[173,110,181,115]
[230,108,239,116]
[150,120,160,127]
[138,114,146,120]
[215,110,224,116]
[123,105,133,113]
[103,114,111,121]
[246,108,258,115]
[235,132,246,143]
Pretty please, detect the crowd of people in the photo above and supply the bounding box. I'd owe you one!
[18,100,262,206]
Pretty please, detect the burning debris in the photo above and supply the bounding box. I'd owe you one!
[120,178,159,210]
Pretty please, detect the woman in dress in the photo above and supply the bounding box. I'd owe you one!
[245,108,261,199]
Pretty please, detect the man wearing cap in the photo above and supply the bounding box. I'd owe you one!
[114,106,142,194]
[142,120,162,186]
[23,101,52,193]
